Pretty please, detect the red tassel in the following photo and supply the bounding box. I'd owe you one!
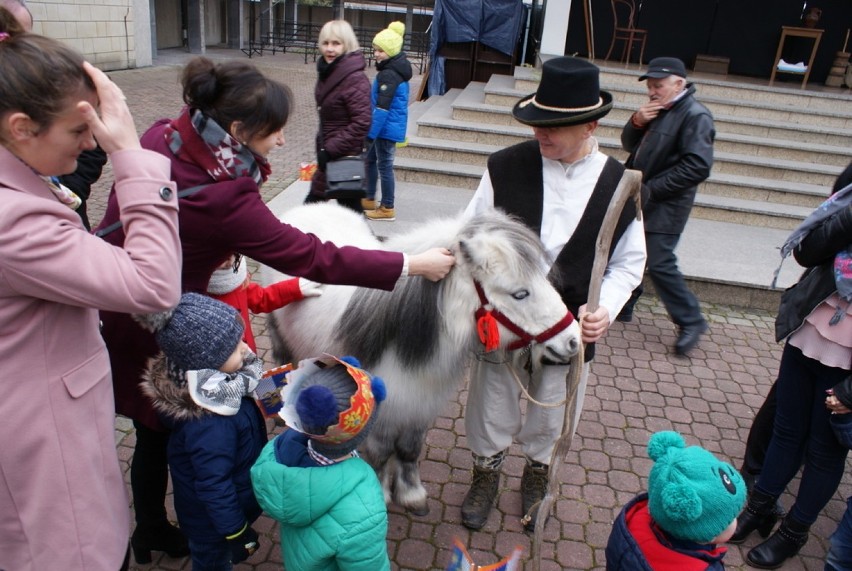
[477,311,500,352]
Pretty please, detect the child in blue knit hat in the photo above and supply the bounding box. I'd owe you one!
[251,355,390,571]
[136,292,266,568]
[605,431,746,570]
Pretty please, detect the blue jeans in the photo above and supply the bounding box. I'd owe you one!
[366,138,396,208]
[826,496,852,570]
[188,537,232,571]
[755,343,850,525]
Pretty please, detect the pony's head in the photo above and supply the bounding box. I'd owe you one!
[453,210,581,365]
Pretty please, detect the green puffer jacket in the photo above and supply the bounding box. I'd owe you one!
[250,439,390,571]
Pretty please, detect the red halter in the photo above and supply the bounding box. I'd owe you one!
[473,280,575,353]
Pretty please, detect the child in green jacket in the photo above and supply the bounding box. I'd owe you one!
[250,355,390,571]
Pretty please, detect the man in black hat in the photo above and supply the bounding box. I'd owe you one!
[460,56,647,532]
[616,56,714,356]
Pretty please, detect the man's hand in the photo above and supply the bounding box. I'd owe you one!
[632,100,665,128]
[578,304,610,344]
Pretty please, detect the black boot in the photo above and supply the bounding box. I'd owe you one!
[729,488,780,544]
[461,465,501,530]
[746,515,810,569]
[521,462,549,532]
[130,522,189,564]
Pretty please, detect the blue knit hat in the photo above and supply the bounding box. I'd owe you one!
[646,431,746,543]
[135,292,244,372]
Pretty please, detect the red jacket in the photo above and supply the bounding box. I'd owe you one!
[96,118,403,430]
[210,277,303,351]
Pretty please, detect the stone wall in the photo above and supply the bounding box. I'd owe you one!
[27,0,151,70]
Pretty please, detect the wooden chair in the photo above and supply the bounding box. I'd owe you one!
[606,0,648,65]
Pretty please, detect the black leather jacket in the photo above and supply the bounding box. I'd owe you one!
[621,83,715,234]
[775,192,852,341]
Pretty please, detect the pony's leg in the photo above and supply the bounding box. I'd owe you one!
[392,427,430,516]
[360,430,397,505]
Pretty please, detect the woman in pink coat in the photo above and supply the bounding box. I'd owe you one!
[0,13,181,571]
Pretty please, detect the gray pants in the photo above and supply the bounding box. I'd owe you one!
[464,355,590,465]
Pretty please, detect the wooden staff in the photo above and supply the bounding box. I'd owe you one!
[529,168,643,571]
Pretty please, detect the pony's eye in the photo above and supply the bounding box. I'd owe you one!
[511,290,530,300]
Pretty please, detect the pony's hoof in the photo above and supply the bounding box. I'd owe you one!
[407,504,430,517]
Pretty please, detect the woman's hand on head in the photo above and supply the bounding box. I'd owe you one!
[77,62,141,154]
[408,248,456,282]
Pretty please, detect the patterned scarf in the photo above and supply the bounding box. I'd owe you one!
[43,176,82,210]
[165,107,271,186]
[185,351,263,416]
[773,182,852,325]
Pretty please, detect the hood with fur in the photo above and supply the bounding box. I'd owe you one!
[141,354,211,422]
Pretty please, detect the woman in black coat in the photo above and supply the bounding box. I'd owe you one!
[731,161,852,569]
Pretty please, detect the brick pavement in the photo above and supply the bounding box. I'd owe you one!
[100,48,852,571]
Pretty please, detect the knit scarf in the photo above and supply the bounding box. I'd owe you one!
[185,351,263,416]
[773,182,852,325]
[165,107,271,186]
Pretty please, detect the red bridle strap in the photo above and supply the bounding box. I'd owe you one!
[473,281,575,352]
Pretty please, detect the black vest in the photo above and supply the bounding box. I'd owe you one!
[488,140,639,360]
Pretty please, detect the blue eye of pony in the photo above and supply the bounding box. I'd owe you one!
[511,290,530,300]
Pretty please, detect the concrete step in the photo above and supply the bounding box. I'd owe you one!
[394,154,815,230]
[500,70,852,131]
[515,64,852,118]
[413,94,844,192]
[471,79,852,165]
[267,180,804,311]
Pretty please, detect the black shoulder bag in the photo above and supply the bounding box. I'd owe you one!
[318,111,367,200]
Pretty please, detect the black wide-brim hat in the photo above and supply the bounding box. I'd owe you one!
[512,57,613,127]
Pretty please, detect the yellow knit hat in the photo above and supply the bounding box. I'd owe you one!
[373,21,405,57]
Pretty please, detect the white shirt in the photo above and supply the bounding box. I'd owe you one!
[464,139,646,322]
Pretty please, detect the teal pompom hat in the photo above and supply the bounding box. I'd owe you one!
[646,431,746,543]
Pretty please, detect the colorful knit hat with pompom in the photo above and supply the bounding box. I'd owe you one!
[646,431,746,543]
[279,356,386,459]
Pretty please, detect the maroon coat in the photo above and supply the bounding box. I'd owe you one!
[96,118,404,430]
[310,51,371,196]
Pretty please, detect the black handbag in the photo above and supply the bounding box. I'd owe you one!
[325,155,367,199]
[318,109,367,200]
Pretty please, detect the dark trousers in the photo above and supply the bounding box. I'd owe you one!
[130,421,170,530]
[741,381,778,478]
[755,343,849,525]
[641,231,704,328]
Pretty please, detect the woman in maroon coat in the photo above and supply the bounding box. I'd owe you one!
[95,56,454,563]
[304,19,372,212]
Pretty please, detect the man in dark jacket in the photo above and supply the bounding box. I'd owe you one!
[617,57,715,356]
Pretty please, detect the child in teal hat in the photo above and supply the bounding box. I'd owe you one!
[605,431,746,570]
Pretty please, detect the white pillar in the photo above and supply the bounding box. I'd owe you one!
[540,0,571,58]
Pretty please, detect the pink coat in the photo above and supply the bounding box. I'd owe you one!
[0,146,181,571]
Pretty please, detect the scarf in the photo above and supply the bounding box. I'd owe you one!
[165,107,271,186]
[773,182,852,325]
[185,351,263,416]
[316,54,340,81]
[43,176,82,210]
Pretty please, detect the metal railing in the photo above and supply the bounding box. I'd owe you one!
[244,19,430,74]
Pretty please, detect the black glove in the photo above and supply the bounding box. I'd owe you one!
[226,524,259,563]
[317,149,330,170]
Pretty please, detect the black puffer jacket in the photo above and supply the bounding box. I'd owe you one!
[621,84,715,234]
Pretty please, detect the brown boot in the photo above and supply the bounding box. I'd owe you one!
[461,466,500,530]
[521,462,549,532]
